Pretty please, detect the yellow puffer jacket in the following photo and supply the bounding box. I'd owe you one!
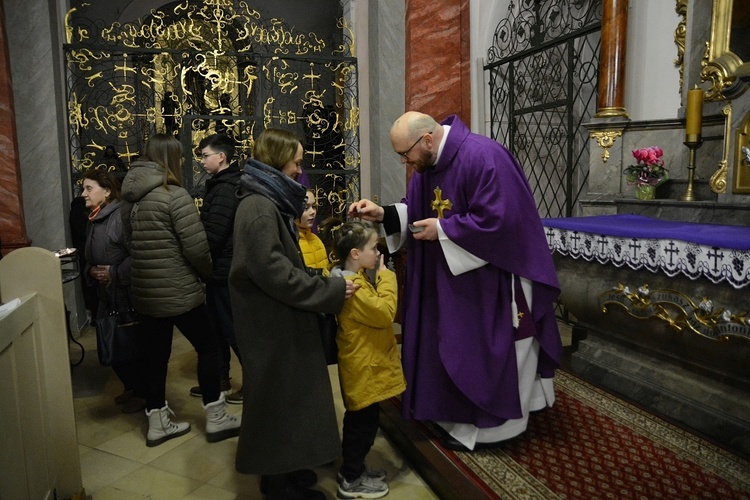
[335,268,405,411]
[298,227,330,275]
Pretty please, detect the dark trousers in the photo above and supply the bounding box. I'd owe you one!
[141,304,221,409]
[206,280,241,380]
[108,320,146,396]
[340,403,381,482]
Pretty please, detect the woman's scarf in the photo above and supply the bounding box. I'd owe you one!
[87,203,103,222]
[239,159,307,239]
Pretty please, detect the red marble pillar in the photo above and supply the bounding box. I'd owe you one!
[0,3,31,255]
[595,0,629,117]
[405,0,471,127]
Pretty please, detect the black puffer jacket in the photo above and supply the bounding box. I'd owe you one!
[200,163,241,282]
[121,161,211,318]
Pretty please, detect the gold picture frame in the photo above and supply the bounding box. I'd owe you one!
[700,0,750,101]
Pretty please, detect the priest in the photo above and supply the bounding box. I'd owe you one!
[348,111,562,451]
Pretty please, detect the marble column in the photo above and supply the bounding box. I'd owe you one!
[0,2,31,255]
[404,0,471,124]
[595,0,629,118]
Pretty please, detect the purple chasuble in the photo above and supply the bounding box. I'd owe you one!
[400,115,562,427]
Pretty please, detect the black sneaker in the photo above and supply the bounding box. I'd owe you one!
[189,379,231,397]
[226,388,243,404]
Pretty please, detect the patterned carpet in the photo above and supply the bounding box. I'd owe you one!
[382,371,750,499]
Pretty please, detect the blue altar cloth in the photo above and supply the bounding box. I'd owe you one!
[542,215,750,251]
[542,215,750,289]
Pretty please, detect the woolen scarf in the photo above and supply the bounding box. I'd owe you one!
[239,158,307,239]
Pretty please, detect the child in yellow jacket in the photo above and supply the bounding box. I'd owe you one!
[296,189,330,274]
[331,221,405,499]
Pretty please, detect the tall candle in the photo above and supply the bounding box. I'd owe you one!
[685,86,704,137]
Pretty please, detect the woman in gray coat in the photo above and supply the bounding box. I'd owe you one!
[83,168,144,413]
[229,128,357,500]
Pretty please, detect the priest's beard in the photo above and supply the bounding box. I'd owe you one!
[410,149,434,173]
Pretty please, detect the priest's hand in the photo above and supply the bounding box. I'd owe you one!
[348,199,384,222]
[411,218,438,241]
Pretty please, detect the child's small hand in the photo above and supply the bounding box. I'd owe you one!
[378,254,387,271]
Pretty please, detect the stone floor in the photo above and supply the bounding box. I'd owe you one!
[71,326,438,499]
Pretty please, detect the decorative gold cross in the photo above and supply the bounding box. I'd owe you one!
[431,186,453,219]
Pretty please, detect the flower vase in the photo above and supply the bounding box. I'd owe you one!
[635,184,656,200]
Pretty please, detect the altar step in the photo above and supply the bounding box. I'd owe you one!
[571,332,750,460]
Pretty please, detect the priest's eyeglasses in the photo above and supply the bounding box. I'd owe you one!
[397,132,432,159]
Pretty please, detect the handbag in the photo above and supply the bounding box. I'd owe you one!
[318,312,338,365]
[95,273,141,367]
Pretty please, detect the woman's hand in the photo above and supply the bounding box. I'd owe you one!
[344,279,360,299]
[91,265,111,285]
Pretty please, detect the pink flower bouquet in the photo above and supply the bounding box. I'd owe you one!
[624,146,669,187]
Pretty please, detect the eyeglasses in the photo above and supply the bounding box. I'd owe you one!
[201,152,221,160]
[396,132,431,159]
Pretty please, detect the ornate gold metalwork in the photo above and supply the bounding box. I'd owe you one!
[594,107,628,119]
[599,283,750,342]
[590,130,622,162]
[673,0,687,96]
[710,103,732,194]
[63,1,359,221]
[733,111,750,193]
[700,0,750,101]
[431,187,453,219]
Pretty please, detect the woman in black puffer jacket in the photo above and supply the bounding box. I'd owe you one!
[121,133,240,448]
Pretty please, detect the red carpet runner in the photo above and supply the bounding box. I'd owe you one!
[421,371,750,498]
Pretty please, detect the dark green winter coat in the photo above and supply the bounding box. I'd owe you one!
[121,161,211,318]
[229,193,345,475]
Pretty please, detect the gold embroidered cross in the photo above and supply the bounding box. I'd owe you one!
[431,186,453,219]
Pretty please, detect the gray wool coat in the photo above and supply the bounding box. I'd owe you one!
[229,193,345,475]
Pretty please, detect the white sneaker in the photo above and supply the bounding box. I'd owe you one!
[337,463,387,484]
[337,473,388,499]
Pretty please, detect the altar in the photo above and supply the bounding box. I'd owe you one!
[543,214,750,458]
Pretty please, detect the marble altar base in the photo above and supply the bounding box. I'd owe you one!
[555,254,750,459]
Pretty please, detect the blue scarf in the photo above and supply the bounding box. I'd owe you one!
[239,159,307,238]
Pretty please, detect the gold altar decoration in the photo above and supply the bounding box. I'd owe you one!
[700,0,750,101]
[710,102,732,194]
[63,0,360,221]
[673,0,687,96]
[733,111,750,193]
[599,283,750,343]
[590,130,622,162]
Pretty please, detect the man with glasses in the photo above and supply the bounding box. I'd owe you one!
[194,133,244,404]
[349,111,562,451]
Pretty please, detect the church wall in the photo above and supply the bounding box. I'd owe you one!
[471,1,683,131]
[365,0,406,207]
[2,0,86,329]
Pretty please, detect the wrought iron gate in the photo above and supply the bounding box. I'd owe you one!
[485,1,602,218]
[63,1,359,221]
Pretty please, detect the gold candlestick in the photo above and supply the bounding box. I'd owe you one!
[680,136,702,201]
